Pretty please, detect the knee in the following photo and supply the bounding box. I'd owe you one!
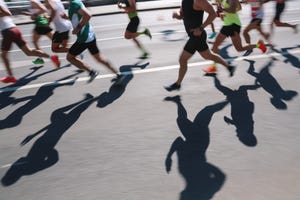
[66,53,74,62]
[124,33,132,40]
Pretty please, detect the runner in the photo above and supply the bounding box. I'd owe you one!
[117,0,152,59]
[22,0,59,66]
[271,0,297,34]
[242,0,270,56]
[203,0,267,73]
[67,0,124,83]
[164,0,235,92]
[0,0,60,83]
[44,0,72,54]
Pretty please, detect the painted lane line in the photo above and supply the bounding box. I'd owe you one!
[1,49,299,93]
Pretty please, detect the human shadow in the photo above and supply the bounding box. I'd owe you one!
[211,75,260,147]
[160,29,187,42]
[164,95,227,200]
[271,45,300,71]
[97,62,149,108]
[219,44,238,61]
[0,63,72,110]
[1,93,98,186]
[245,58,298,110]
[0,72,81,130]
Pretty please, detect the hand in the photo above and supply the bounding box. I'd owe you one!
[191,27,203,37]
[72,26,81,34]
[165,157,172,173]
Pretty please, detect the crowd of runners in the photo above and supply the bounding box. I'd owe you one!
[0,0,298,86]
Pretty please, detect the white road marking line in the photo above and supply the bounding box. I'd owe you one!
[1,49,299,93]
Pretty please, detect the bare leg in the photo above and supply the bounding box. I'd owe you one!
[66,53,92,73]
[175,50,193,85]
[92,53,118,74]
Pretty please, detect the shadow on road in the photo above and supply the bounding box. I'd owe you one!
[0,64,72,110]
[245,58,298,110]
[210,75,259,147]
[1,93,98,186]
[0,73,81,130]
[97,62,149,108]
[164,95,227,200]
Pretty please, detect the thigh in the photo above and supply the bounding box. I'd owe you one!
[69,41,87,56]
[126,16,140,33]
[87,40,100,55]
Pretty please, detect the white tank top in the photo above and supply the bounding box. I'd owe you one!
[50,0,72,32]
[0,0,16,31]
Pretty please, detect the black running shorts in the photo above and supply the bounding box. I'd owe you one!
[52,31,69,43]
[184,30,208,54]
[126,16,140,33]
[69,39,99,56]
[220,24,241,37]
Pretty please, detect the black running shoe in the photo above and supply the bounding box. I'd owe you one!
[87,70,99,83]
[139,52,149,59]
[243,49,253,56]
[228,65,236,77]
[164,83,181,92]
[144,28,152,39]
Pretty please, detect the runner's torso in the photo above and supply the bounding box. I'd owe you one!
[182,0,204,35]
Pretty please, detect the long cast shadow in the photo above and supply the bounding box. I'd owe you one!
[1,93,98,186]
[0,73,81,130]
[164,96,227,200]
[245,58,298,110]
[211,75,260,147]
[0,64,72,110]
[271,45,300,71]
[97,62,149,108]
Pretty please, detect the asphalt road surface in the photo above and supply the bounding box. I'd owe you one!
[1,1,300,200]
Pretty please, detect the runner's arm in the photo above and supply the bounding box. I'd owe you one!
[0,5,12,17]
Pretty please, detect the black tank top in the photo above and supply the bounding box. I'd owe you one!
[182,0,204,36]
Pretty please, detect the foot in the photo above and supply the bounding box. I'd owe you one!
[208,32,217,39]
[227,65,236,77]
[32,58,45,65]
[164,83,181,92]
[50,55,60,68]
[257,40,267,53]
[203,65,217,74]
[243,49,253,56]
[164,95,181,103]
[1,76,17,83]
[87,70,99,83]
[139,52,150,59]
[144,28,152,39]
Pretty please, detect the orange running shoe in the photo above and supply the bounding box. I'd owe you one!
[51,55,60,68]
[257,40,267,53]
[203,65,217,73]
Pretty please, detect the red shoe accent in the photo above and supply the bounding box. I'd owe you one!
[203,65,217,73]
[257,40,267,53]
[1,76,17,83]
[51,55,60,68]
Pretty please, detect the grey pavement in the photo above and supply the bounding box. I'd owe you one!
[11,0,180,25]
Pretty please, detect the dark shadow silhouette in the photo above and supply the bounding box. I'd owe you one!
[245,58,298,110]
[160,29,187,42]
[212,75,260,147]
[1,93,98,186]
[97,62,149,108]
[164,95,227,200]
[219,44,238,62]
[0,63,73,110]
[271,45,300,71]
[0,73,80,130]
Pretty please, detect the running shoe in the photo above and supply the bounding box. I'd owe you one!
[144,28,152,39]
[203,65,217,74]
[208,32,217,39]
[87,70,99,83]
[164,83,181,92]
[257,40,267,53]
[1,76,17,83]
[139,52,149,59]
[243,49,253,56]
[50,55,60,68]
[32,58,45,65]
